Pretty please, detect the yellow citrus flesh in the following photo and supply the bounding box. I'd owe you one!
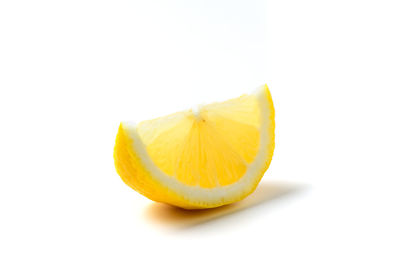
[114,84,275,209]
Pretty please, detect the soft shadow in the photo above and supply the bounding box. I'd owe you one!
[144,181,306,230]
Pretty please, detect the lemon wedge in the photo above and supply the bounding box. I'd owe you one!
[114,84,275,209]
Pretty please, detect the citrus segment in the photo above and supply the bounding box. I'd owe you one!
[114,84,275,209]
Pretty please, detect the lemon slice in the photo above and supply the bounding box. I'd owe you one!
[114,84,275,209]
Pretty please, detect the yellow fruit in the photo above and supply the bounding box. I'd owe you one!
[114,84,275,209]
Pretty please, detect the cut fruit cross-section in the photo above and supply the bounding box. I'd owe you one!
[114,84,275,209]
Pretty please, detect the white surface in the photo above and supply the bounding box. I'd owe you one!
[0,0,399,264]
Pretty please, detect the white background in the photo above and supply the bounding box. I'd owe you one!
[1,0,400,264]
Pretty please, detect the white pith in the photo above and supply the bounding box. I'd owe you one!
[122,85,272,205]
